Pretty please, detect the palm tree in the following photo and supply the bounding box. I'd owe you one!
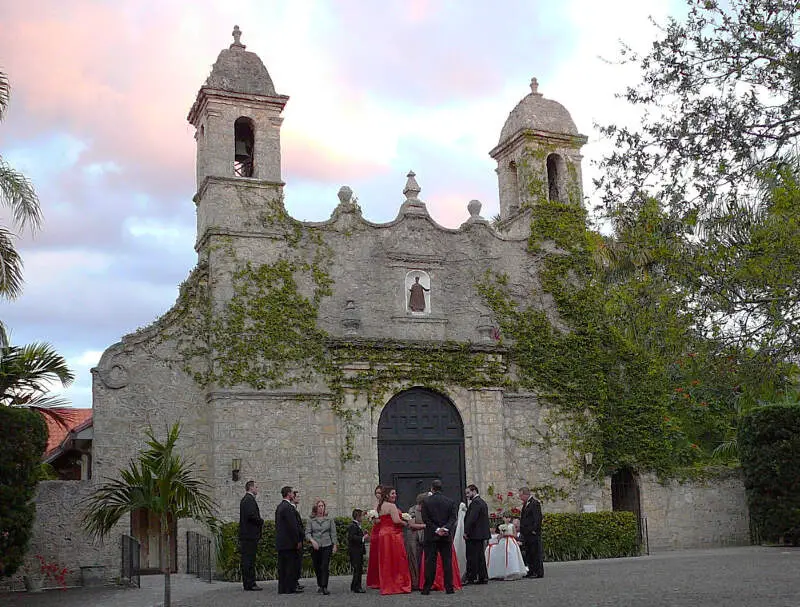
[0,70,43,344]
[0,341,75,428]
[83,423,217,607]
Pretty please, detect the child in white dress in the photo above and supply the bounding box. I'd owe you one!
[484,519,528,580]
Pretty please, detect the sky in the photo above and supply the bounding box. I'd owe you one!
[0,0,680,410]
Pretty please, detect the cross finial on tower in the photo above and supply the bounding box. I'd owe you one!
[530,77,541,96]
[403,170,422,200]
[231,25,246,50]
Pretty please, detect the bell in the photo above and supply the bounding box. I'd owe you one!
[234,139,251,160]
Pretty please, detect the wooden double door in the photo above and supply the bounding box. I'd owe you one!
[377,388,466,511]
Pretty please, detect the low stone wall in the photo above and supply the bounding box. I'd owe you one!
[0,481,118,591]
[640,469,751,552]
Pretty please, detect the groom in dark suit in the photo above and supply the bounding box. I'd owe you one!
[519,486,544,578]
[275,486,304,594]
[421,479,458,595]
[462,484,490,585]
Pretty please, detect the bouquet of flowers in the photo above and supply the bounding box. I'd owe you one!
[401,512,412,521]
[366,509,379,519]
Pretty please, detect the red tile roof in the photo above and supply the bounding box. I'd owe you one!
[44,408,93,455]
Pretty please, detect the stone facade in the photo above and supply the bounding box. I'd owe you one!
[2,481,116,591]
[42,27,750,578]
[640,470,751,552]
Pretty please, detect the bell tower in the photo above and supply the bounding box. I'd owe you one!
[490,78,587,220]
[187,26,289,245]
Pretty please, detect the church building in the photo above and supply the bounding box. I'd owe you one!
[81,28,749,573]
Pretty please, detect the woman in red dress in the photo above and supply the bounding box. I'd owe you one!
[365,484,383,589]
[377,486,412,595]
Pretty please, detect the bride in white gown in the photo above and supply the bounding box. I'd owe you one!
[485,520,527,581]
[453,502,467,575]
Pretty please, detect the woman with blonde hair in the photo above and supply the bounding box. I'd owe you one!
[306,499,338,595]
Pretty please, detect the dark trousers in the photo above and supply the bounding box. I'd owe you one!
[277,549,296,593]
[523,533,544,577]
[311,545,332,589]
[240,538,258,589]
[465,539,488,582]
[294,548,303,586]
[349,551,364,590]
[423,537,454,591]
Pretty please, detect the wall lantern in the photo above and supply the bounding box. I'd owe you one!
[231,458,242,482]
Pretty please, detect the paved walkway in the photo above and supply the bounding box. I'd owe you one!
[2,546,799,607]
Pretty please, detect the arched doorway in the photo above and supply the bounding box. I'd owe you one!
[378,388,466,510]
[611,467,644,549]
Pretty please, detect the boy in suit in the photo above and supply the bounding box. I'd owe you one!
[348,509,367,593]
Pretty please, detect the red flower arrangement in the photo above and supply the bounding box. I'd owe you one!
[31,555,70,590]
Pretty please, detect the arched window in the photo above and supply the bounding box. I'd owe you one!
[546,153,565,202]
[233,117,255,177]
[508,161,519,213]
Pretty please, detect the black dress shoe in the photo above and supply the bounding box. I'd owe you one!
[246,586,263,591]
[476,579,488,585]
[297,584,305,590]
[421,589,430,595]
[293,587,305,593]
[322,588,330,595]
[446,589,455,594]
[352,588,366,593]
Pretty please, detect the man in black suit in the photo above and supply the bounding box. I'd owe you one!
[347,508,367,593]
[290,489,305,591]
[420,479,458,595]
[239,480,264,591]
[462,484,490,585]
[275,486,304,594]
[518,486,544,578]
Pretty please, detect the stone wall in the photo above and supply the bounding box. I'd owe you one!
[0,481,118,591]
[640,469,751,552]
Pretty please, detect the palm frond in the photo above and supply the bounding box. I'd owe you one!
[0,71,8,121]
[0,158,42,233]
[82,423,217,542]
[0,225,24,299]
[0,341,75,400]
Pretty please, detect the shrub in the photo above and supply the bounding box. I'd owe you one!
[217,517,358,581]
[543,512,639,561]
[739,403,800,545]
[216,511,638,578]
[0,407,47,577]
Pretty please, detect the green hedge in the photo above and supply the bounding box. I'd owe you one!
[0,408,47,577]
[217,517,360,582]
[740,403,800,545]
[216,511,638,580]
[542,512,639,561]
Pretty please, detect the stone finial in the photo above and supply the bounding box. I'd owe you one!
[338,185,353,205]
[467,199,482,218]
[231,25,246,50]
[530,77,541,96]
[403,171,422,201]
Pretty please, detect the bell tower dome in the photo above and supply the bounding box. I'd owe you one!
[187,26,289,245]
[490,78,587,220]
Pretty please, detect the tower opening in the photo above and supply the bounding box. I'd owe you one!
[508,161,519,213]
[546,153,565,202]
[233,117,255,177]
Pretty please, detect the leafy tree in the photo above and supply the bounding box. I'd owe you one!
[0,407,47,577]
[597,0,800,394]
[83,423,217,607]
[0,70,41,342]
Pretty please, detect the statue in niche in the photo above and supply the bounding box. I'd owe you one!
[408,275,430,313]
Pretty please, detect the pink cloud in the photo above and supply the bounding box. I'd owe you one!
[0,1,225,198]
[283,135,390,183]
